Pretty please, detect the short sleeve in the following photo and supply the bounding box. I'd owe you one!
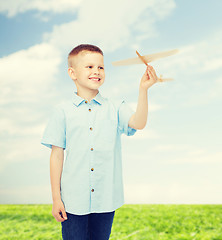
[118,101,137,136]
[41,106,66,149]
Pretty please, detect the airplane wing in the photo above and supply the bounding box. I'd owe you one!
[112,49,179,66]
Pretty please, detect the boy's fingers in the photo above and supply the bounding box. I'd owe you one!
[61,209,68,220]
[148,66,158,79]
[146,66,157,80]
[149,68,158,82]
[145,67,150,79]
[54,212,64,222]
[148,69,155,80]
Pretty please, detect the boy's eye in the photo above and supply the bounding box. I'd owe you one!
[87,66,93,68]
[99,67,104,70]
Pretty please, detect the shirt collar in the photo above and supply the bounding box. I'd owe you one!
[72,91,104,107]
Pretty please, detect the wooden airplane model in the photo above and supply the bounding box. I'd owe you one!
[112,49,179,82]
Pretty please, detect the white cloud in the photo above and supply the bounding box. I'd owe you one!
[0,43,62,101]
[0,0,176,25]
[0,43,61,100]
[0,0,82,17]
[150,30,222,107]
[44,0,176,53]
[0,185,52,204]
[124,183,222,204]
[152,144,222,164]
[169,151,222,164]
[123,127,159,140]
[0,134,47,170]
[129,102,163,112]
[158,30,222,76]
[152,144,189,152]
[206,75,222,101]
[0,43,62,127]
[0,43,63,171]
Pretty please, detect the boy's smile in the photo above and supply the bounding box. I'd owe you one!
[69,51,105,93]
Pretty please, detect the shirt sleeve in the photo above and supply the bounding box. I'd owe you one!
[41,106,66,149]
[118,100,137,136]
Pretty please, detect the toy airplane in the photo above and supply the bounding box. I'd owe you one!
[112,49,179,82]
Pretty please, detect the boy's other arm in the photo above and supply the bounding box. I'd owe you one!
[128,65,158,130]
[128,89,148,130]
[50,145,67,222]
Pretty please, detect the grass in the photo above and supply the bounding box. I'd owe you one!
[0,204,222,239]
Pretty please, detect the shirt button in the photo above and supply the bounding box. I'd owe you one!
[91,148,94,151]
[89,108,91,112]
[91,189,94,192]
[85,100,88,104]
[91,168,94,171]
[90,127,93,131]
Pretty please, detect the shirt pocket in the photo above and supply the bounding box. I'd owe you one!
[95,119,117,151]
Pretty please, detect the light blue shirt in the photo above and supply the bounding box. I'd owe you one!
[41,91,136,215]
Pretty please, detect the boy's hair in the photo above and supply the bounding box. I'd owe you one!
[68,44,103,67]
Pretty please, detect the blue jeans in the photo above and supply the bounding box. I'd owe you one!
[61,211,115,240]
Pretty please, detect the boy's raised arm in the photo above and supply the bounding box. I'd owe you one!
[50,145,67,222]
[128,65,158,130]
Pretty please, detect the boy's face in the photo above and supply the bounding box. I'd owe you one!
[68,51,105,93]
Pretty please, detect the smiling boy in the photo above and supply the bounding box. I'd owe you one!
[41,44,158,239]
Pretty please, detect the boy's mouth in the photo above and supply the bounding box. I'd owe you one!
[89,77,101,82]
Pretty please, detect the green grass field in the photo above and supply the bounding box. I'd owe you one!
[0,204,222,240]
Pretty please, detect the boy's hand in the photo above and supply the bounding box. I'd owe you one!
[140,65,158,90]
[52,199,68,222]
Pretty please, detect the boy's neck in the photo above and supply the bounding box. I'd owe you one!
[76,89,99,103]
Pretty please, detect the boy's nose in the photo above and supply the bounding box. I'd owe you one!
[93,69,99,75]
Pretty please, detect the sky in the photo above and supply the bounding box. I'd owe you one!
[0,0,222,204]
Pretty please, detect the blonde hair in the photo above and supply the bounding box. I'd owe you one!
[68,44,103,67]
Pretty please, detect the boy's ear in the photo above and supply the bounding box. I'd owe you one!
[68,67,76,80]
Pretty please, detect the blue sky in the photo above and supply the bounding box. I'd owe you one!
[1,0,222,204]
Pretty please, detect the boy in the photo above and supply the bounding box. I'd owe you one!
[41,44,158,240]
